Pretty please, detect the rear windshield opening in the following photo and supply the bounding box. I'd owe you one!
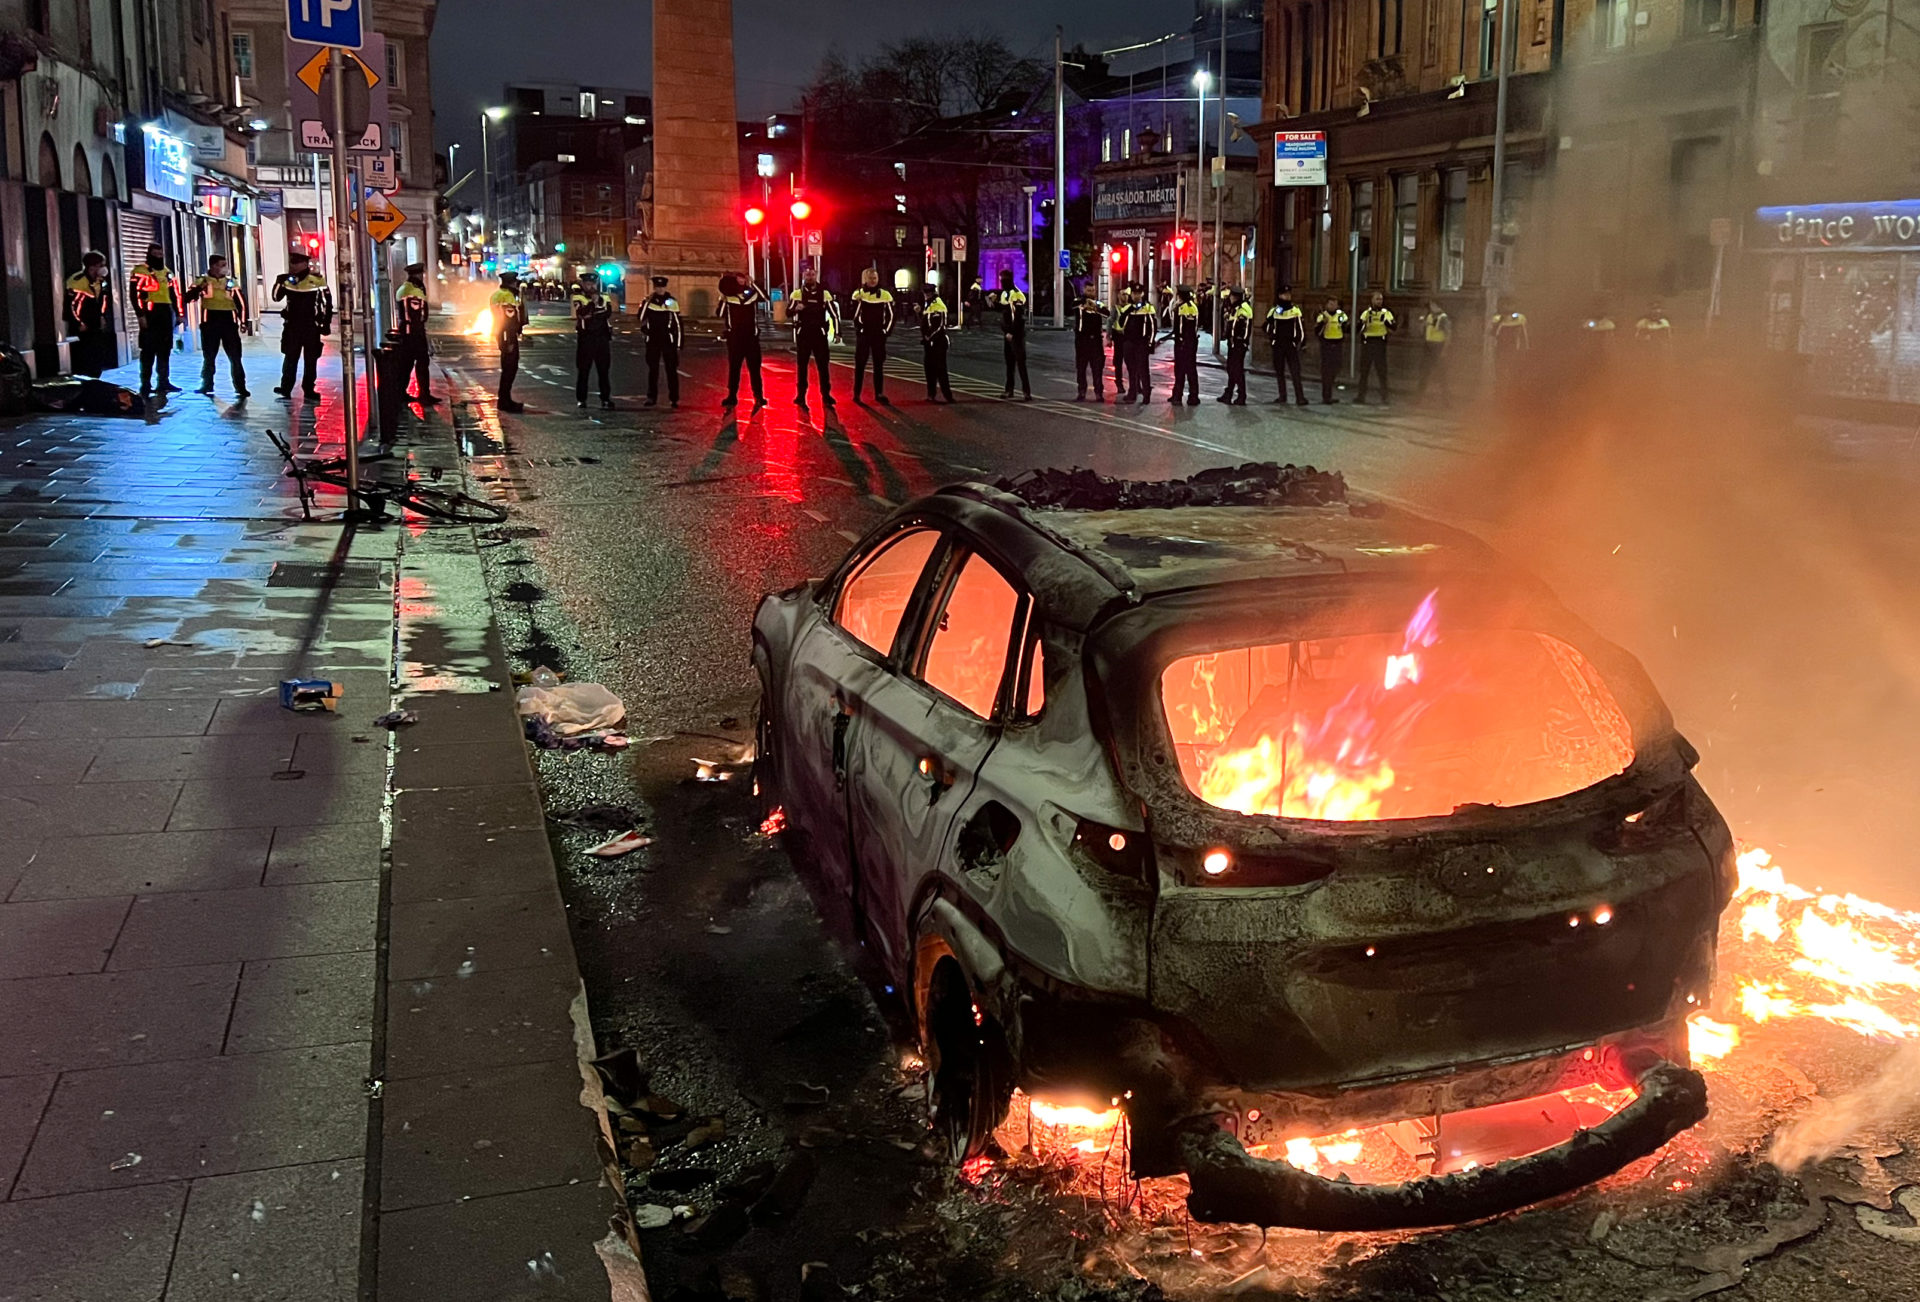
[1160,596,1635,821]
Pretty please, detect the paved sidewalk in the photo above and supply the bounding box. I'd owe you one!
[0,333,632,1301]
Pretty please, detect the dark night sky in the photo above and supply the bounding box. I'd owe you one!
[431,0,1196,177]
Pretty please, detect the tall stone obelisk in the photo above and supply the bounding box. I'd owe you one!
[649,0,742,321]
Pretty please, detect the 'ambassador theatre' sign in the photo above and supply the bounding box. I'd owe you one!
[1095,173,1178,223]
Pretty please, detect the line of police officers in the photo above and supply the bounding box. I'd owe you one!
[470,264,1682,415]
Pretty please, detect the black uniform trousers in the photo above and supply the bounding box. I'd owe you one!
[641,343,679,405]
[1075,336,1105,396]
[281,328,323,395]
[398,332,431,397]
[795,332,832,403]
[725,336,764,402]
[497,338,520,404]
[853,333,887,400]
[1222,343,1248,402]
[72,329,113,378]
[1274,346,1307,404]
[137,309,175,393]
[200,311,245,391]
[1110,334,1125,393]
[583,335,616,402]
[1318,340,1343,402]
[1002,332,1030,397]
[1171,343,1199,403]
[1357,337,1390,402]
[923,337,953,400]
[1125,338,1152,398]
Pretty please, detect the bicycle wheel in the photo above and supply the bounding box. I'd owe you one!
[401,485,509,524]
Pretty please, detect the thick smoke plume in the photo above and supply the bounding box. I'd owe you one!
[1768,1040,1920,1170]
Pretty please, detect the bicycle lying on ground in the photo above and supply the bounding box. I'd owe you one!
[264,429,507,524]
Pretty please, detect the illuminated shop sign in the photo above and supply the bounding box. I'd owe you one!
[1756,201,1920,253]
[142,125,194,204]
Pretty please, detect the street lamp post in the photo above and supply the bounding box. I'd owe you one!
[1022,184,1038,307]
[1482,0,1513,382]
[1191,69,1209,292]
[1212,0,1228,356]
[480,107,506,262]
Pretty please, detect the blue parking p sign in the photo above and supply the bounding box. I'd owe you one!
[287,0,364,50]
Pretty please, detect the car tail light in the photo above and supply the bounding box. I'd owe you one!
[1072,819,1153,881]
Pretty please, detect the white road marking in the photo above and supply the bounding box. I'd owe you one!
[836,529,861,542]
[801,508,829,523]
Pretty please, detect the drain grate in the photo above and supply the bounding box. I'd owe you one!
[266,561,388,590]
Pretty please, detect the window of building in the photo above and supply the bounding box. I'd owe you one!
[1122,127,1132,158]
[834,530,940,656]
[557,153,577,163]
[386,39,405,90]
[1102,133,1112,163]
[1595,0,1630,49]
[1684,0,1731,35]
[1440,168,1467,292]
[580,91,598,118]
[1391,174,1420,289]
[230,30,253,79]
[1377,0,1388,56]
[391,126,406,178]
[1299,5,1315,110]
[515,87,544,115]
[1797,22,1845,161]
[190,0,205,41]
[1350,179,1375,287]
[1480,0,1500,76]
[1424,0,1443,65]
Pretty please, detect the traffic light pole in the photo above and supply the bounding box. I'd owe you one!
[328,50,359,505]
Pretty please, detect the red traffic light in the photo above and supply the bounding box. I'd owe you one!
[302,234,321,254]
[1172,234,1190,253]
[788,198,813,222]
[1107,248,1126,268]
[743,206,766,227]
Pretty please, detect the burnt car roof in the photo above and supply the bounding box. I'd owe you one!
[931,465,1515,631]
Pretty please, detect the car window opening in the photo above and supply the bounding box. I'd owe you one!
[833,528,939,655]
[921,554,1021,718]
[1159,593,1634,821]
[1022,637,1046,718]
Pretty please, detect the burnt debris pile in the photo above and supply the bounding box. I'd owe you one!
[995,463,1348,511]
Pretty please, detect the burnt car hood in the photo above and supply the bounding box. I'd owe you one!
[1088,572,1730,1095]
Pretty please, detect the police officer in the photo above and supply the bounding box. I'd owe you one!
[1634,301,1673,355]
[637,278,683,407]
[1265,287,1308,406]
[1314,296,1348,404]
[1218,287,1253,405]
[394,262,438,404]
[995,269,1031,400]
[272,250,332,401]
[489,272,526,413]
[1488,298,1530,387]
[185,253,249,399]
[1109,283,1130,396]
[1121,286,1157,402]
[1165,286,1201,406]
[920,284,954,402]
[790,274,838,409]
[130,243,183,402]
[849,268,895,405]
[717,272,766,410]
[1418,299,1453,402]
[63,250,113,378]
[581,271,621,410]
[1355,291,1395,405]
[1073,284,1110,401]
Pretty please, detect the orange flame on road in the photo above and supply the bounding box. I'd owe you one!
[467,308,494,337]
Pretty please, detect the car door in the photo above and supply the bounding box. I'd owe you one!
[845,543,1026,981]
[781,526,943,905]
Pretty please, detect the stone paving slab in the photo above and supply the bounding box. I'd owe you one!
[376,1179,620,1301]
[0,1183,187,1302]
[165,1160,364,1302]
[107,881,378,969]
[0,966,239,1074]
[12,1043,369,1198]
[225,953,377,1056]
[0,896,133,979]
[9,827,272,900]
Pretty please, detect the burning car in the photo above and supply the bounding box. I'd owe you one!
[751,465,1735,1230]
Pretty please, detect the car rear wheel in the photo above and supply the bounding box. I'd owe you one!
[923,957,1014,1164]
[751,661,780,825]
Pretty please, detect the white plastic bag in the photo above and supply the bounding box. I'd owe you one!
[515,681,625,736]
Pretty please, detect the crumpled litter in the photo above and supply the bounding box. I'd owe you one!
[587,830,653,858]
[373,709,418,729]
[515,670,625,739]
[524,717,629,751]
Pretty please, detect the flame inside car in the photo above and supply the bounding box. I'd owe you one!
[1161,591,1636,821]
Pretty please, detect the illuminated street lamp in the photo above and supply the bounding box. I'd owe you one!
[1190,70,1209,290]
[480,106,507,257]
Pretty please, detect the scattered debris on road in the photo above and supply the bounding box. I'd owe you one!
[373,709,419,728]
[587,830,654,858]
[279,678,341,712]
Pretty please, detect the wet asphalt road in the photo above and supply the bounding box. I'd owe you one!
[425,311,1920,1302]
